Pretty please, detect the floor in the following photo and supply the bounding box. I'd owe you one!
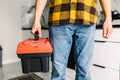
[0,61,75,80]
[0,61,119,80]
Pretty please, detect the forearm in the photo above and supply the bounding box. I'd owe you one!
[99,0,113,39]
[34,0,47,24]
[99,0,112,21]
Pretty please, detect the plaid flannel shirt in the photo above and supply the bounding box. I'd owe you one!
[48,0,98,26]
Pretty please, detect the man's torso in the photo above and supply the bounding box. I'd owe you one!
[48,0,98,26]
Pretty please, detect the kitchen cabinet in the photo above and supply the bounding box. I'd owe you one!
[91,28,120,80]
[91,65,119,80]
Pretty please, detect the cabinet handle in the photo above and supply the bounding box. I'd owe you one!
[93,64,106,69]
[95,40,120,43]
[94,40,106,43]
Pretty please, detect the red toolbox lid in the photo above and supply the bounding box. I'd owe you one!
[16,38,53,54]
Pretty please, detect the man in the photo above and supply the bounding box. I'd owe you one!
[32,0,113,80]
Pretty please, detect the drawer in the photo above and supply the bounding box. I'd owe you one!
[95,28,120,42]
[92,42,120,70]
[91,64,119,80]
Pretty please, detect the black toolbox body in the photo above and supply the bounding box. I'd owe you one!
[18,54,51,73]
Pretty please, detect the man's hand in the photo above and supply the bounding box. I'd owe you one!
[31,22,42,37]
[102,20,113,39]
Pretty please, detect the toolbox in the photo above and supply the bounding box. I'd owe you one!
[16,37,53,73]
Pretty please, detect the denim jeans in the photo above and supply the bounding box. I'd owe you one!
[49,24,96,80]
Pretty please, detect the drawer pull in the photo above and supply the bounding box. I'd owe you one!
[94,40,106,43]
[95,40,120,43]
[93,64,119,71]
[93,64,106,68]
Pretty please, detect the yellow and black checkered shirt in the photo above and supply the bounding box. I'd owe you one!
[48,0,98,26]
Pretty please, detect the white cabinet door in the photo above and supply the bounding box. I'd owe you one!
[92,42,120,70]
[91,65,119,80]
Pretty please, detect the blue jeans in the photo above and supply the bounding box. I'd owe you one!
[49,24,96,80]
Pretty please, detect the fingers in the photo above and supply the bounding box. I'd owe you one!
[31,24,42,37]
[106,28,112,38]
[31,26,37,34]
[102,20,113,39]
[103,26,113,39]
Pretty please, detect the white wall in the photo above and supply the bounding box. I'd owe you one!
[0,0,32,64]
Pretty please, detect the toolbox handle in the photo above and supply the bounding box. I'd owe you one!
[34,31,39,40]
